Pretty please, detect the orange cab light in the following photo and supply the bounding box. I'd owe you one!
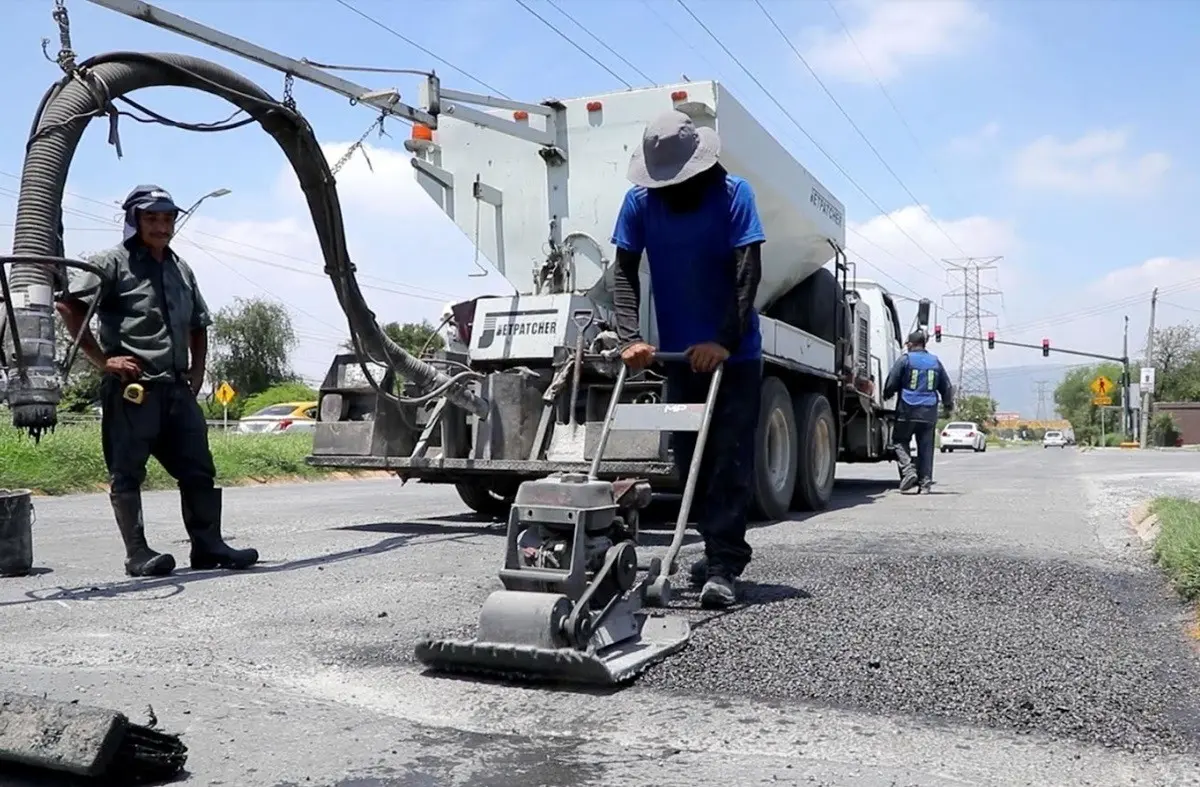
[411,124,433,141]
[586,101,602,111]
[513,110,529,120]
[671,90,688,101]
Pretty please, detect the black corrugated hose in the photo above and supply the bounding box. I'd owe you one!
[5,51,488,435]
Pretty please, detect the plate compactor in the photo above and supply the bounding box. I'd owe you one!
[415,353,724,686]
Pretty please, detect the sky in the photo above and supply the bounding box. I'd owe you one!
[2,0,1198,405]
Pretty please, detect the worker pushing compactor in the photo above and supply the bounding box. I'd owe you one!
[610,110,766,609]
[57,185,259,577]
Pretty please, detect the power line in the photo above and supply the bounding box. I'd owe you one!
[512,0,634,88]
[330,0,509,97]
[1033,379,1052,421]
[944,256,1002,399]
[754,0,970,258]
[822,0,965,210]
[673,0,946,274]
[544,0,657,86]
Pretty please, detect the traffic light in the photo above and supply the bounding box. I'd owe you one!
[1042,338,1050,357]
[987,331,995,350]
[934,324,942,342]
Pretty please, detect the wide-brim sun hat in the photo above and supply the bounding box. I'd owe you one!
[627,110,721,188]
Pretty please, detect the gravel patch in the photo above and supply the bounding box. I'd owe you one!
[642,543,1200,755]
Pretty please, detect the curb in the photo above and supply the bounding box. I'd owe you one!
[1128,500,1160,545]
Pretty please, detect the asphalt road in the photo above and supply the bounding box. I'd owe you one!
[3,445,1200,786]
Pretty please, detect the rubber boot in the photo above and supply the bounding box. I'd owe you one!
[180,487,259,570]
[110,491,176,577]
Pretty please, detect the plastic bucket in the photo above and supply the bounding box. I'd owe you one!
[0,489,34,577]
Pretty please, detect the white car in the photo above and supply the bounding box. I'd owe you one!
[1042,430,1068,448]
[939,421,987,453]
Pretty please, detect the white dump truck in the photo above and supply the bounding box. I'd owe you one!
[308,80,921,518]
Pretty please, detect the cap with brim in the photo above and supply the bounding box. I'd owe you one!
[123,184,180,215]
[907,329,928,345]
[627,110,721,188]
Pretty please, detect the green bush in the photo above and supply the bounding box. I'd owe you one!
[1149,497,1200,602]
[0,420,332,495]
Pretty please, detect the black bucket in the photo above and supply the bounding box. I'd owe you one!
[0,488,34,577]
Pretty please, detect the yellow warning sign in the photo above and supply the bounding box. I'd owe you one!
[1092,395,1112,407]
[215,381,236,406]
[1089,375,1114,397]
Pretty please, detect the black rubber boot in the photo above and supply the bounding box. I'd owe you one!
[180,487,259,570]
[110,491,176,577]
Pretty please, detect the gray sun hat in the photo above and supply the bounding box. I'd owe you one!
[627,110,721,188]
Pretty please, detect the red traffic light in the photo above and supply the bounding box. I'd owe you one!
[987,331,995,349]
[934,324,942,342]
[1042,338,1050,357]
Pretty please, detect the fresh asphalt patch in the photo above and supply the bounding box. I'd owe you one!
[641,536,1200,755]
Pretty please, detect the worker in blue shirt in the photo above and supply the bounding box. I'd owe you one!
[609,109,764,608]
[883,329,954,494]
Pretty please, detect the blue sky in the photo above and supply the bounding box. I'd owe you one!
[2,0,1197,396]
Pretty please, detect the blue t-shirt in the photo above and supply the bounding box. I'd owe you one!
[609,174,766,362]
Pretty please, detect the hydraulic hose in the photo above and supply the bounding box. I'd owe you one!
[6,51,490,433]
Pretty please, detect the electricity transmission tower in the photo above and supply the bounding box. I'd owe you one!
[943,257,1003,401]
[1034,380,1052,422]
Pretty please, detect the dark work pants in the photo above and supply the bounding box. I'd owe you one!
[665,359,762,578]
[100,374,217,495]
[892,419,935,483]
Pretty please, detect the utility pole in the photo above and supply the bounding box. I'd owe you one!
[1123,315,1131,437]
[1139,288,1159,448]
[1034,380,1051,422]
[944,257,1003,402]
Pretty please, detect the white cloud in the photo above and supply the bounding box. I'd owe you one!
[805,0,988,84]
[843,203,1032,365]
[1012,130,1170,195]
[949,121,999,154]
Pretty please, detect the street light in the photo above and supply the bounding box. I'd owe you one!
[174,187,232,235]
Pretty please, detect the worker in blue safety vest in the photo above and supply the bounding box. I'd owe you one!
[883,329,954,494]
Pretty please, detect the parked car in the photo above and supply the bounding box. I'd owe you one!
[237,401,318,434]
[1042,429,1068,448]
[939,421,987,453]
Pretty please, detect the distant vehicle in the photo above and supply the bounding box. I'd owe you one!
[1042,430,1068,448]
[237,401,318,434]
[939,421,987,453]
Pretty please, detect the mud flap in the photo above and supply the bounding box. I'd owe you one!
[414,614,690,686]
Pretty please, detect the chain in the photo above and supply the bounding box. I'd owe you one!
[281,73,296,110]
[41,0,77,74]
[330,112,389,176]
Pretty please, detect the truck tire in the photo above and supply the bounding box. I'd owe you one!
[751,376,799,521]
[791,392,837,512]
[455,481,514,517]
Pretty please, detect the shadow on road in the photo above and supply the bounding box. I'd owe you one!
[0,523,488,609]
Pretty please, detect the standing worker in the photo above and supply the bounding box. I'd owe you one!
[608,110,765,609]
[883,329,954,494]
[57,184,260,577]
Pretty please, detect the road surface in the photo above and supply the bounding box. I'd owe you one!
[3,446,1200,786]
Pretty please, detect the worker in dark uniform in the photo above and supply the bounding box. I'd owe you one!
[883,329,954,494]
[610,110,764,609]
[57,184,259,577]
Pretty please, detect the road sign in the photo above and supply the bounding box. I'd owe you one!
[1140,366,1156,393]
[1090,375,1114,396]
[215,381,236,406]
[1092,395,1112,406]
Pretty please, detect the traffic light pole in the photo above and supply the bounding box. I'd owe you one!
[932,327,1133,437]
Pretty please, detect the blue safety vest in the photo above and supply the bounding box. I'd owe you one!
[900,350,940,408]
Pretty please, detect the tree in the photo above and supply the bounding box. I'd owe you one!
[208,297,298,398]
[955,395,997,428]
[1148,322,1200,402]
[54,313,103,412]
[1053,361,1128,444]
[341,319,445,357]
